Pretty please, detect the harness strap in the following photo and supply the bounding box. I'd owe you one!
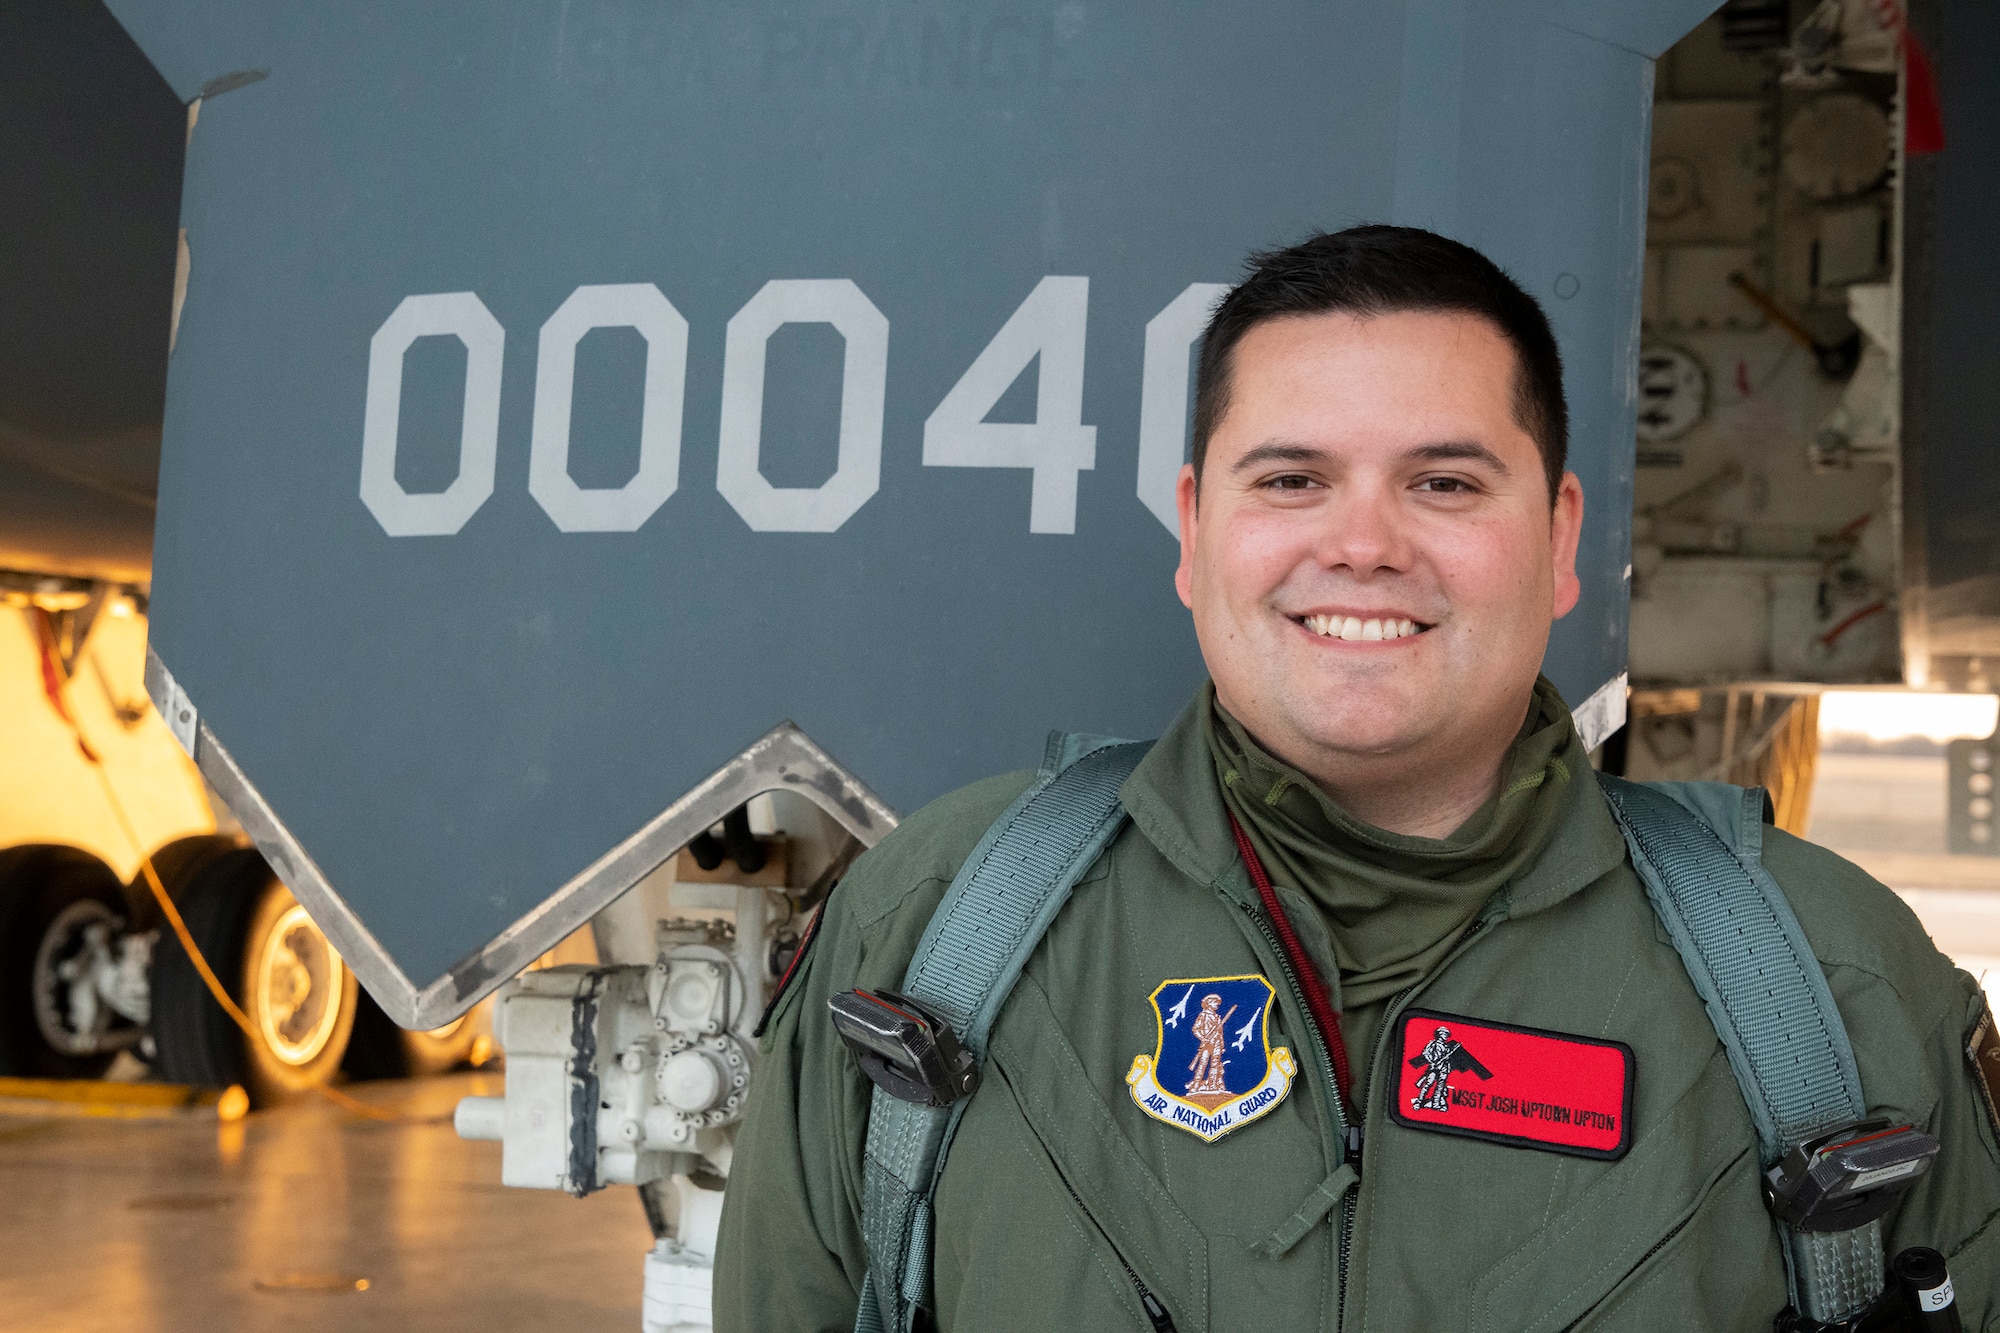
[1598,775,1877,1324]
[855,734,1150,1333]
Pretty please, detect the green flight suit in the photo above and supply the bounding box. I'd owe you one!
[714,691,2000,1331]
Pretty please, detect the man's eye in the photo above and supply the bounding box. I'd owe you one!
[1417,476,1474,494]
[1267,474,1316,491]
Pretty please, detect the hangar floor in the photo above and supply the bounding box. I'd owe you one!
[0,1072,652,1332]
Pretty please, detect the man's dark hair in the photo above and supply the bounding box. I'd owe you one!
[1191,225,1568,499]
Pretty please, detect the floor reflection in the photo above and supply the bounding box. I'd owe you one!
[0,1072,650,1332]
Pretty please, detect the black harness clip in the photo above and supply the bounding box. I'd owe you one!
[1764,1118,1939,1234]
[829,988,979,1108]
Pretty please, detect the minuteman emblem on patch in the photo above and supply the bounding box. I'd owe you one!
[1127,975,1295,1142]
[1390,1009,1634,1160]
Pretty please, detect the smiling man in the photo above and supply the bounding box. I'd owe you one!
[716,228,2000,1332]
[1178,248,1582,843]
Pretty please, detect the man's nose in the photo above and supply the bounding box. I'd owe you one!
[1312,481,1414,575]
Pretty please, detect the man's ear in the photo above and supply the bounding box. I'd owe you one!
[1550,470,1584,619]
[1174,463,1198,609]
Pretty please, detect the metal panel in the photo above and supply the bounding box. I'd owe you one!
[1546,0,1725,60]
[1901,0,2000,690]
[0,4,183,583]
[104,0,1699,1019]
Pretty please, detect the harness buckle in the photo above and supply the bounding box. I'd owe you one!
[1763,1118,1939,1234]
[829,988,979,1108]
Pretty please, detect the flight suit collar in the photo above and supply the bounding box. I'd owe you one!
[1121,686,1631,923]
[1495,753,1629,920]
[1121,689,1258,904]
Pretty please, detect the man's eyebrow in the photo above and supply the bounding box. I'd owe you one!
[1407,440,1511,473]
[1230,441,1330,473]
[1228,440,1513,474]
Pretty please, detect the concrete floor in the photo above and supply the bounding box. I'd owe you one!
[0,1072,653,1332]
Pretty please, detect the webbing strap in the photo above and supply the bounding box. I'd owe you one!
[1597,775,1875,1323]
[855,736,1150,1333]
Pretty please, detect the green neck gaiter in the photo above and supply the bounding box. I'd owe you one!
[1206,676,1588,1011]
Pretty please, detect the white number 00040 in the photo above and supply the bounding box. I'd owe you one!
[357,279,1225,539]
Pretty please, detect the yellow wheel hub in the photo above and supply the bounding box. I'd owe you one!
[254,904,345,1067]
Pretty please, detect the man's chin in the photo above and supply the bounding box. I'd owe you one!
[1277,697,1441,765]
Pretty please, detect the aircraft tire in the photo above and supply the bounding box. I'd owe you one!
[0,846,133,1079]
[150,850,357,1105]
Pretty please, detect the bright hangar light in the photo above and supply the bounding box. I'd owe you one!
[1818,691,1999,744]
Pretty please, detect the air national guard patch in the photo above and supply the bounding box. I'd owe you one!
[1389,1009,1634,1160]
[1127,975,1295,1142]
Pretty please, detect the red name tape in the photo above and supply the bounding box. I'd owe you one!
[1389,1009,1633,1160]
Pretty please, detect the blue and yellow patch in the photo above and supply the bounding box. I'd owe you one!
[1126,974,1295,1142]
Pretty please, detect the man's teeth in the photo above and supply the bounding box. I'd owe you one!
[1301,614,1421,641]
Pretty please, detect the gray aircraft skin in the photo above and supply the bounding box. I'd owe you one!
[98,0,1720,1026]
[0,4,181,584]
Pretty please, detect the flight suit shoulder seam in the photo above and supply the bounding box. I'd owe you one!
[1819,954,1969,1046]
[846,871,952,935]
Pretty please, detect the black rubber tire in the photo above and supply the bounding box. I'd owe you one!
[342,989,483,1081]
[0,846,131,1079]
[148,848,266,1089]
[124,834,243,931]
[149,850,357,1104]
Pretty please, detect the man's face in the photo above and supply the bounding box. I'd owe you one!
[1175,309,1584,779]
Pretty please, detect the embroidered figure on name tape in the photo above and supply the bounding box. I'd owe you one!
[1390,1008,1634,1160]
[1410,1023,1494,1112]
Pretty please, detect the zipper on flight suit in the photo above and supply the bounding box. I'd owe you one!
[1231,844,1507,1333]
[1053,1171,1177,1331]
[1231,897,1356,1301]
[1225,818,1358,1325]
